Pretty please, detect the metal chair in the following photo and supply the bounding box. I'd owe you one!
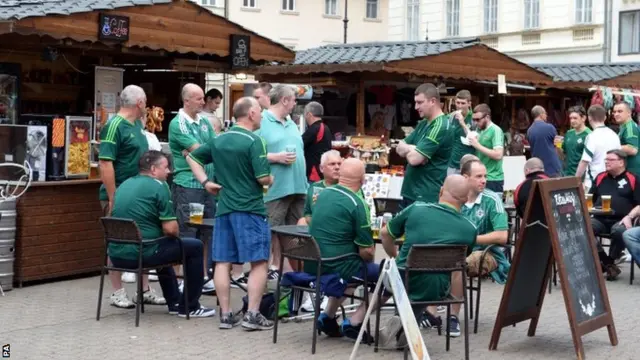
[96,217,190,327]
[374,244,470,360]
[373,198,403,216]
[272,231,373,355]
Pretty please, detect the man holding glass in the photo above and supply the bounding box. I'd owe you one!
[257,84,308,277]
[589,149,640,280]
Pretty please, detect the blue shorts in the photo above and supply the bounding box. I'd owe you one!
[349,262,381,283]
[213,212,271,263]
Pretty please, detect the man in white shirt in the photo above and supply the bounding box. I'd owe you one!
[200,88,223,134]
[576,105,621,190]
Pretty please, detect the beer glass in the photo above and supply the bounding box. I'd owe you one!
[585,194,593,209]
[601,195,612,212]
[189,203,204,224]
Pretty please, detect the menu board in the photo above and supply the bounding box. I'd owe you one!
[550,188,605,323]
[362,173,390,215]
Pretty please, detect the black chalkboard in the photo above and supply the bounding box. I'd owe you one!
[98,13,130,42]
[230,34,250,69]
[550,188,605,324]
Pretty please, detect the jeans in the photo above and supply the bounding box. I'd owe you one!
[110,237,204,312]
[622,227,640,264]
[591,217,626,265]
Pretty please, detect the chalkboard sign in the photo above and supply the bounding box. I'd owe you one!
[490,177,617,360]
[550,188,605,323]
[99,14,130,42]
[230,34,250,70]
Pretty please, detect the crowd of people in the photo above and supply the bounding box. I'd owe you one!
[96,79,639,345]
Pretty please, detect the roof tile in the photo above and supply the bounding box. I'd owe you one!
[533,63,640,82]
[0,0,171,20]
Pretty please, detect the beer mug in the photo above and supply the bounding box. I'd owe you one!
[189,203,204,224]
[585,194,593,209]
[601,195,612,212]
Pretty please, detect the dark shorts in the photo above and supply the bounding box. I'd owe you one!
[213,212,271,263]
[172,184,217,239]
[486,180,504,194]
[349,262,382,283]
[266,194,305,227]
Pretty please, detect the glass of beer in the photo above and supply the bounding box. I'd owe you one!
[189,203,204,224]
[263,185,269,195]
[585,194,593,209]
[285,144,296,164]
[601,195,612,212]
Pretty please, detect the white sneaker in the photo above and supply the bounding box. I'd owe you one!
[134,288,167,305]
[110,288,135,309]
[202,278,215,294]
[121,272,136,283]
[179,306,216,318]
[300,292,328,312]
[178,279,184,294]
[149,270,159,282]
[437,305,446,313]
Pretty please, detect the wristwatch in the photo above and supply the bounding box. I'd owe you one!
[201,179,210,187]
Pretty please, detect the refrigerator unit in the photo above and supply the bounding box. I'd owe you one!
[19,114,66,181]
[0,63,20,125]
[0,124,28,182]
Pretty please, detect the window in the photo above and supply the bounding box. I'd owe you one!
[620,11,640,54]
[446,0,460,37]
[243,0,256,7]
[325,0,338,15]
[407,0,420,41]
[366,0,378,19]
[282,0,295,11]
[484,0,498,33]
[199,0,217,6]
[575,0,592,24]
[524,0,539,29]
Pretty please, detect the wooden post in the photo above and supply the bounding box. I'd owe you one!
[356,79,365,135]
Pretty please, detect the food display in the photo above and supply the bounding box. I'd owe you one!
[64,116,92,178]
[146,106,164,133]
[349,135,389,167]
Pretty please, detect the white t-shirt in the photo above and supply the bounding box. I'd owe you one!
[581,126,621,187]
[144,131,162,151]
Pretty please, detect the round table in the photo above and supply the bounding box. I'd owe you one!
[271,224,310,237]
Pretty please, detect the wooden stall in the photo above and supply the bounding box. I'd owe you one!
[0,0,294,285]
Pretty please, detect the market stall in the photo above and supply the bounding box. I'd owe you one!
[0,0,294,285]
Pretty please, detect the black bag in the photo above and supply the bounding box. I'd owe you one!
[241,293,277,320]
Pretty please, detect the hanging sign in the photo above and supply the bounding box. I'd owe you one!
[99,14,130,42]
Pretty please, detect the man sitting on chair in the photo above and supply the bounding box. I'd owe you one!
[109,150,216,318]
[307,158,381,341]
[380,175,477,337]
[298,150,342,226]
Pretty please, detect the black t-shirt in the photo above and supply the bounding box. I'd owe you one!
[590,170,640,220]
[302,120,332,181]
[514,171,549,218]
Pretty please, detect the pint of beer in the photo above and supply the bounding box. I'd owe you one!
[602,195,612,212]
[189,203,204,224]
[585,194,593,209]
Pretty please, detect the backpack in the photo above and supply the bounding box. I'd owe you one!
[241,290,291,320]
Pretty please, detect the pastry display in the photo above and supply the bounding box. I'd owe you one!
[349,135,389,166]
[146,106,164,133]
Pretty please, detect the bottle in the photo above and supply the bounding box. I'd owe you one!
[381,212,393,229]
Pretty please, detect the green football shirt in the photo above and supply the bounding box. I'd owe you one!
[304,181,369,220]
[98,115,149,201]
[449,112,475,169]
[168,112,216,189]
[306,184,374,280]
[387,202,477,301]
[618,120,640,175]
[189,126,271,217]
[401,114,453,203]
[562,127,591,176]
[109,175,176,260]
[477,123,505,181]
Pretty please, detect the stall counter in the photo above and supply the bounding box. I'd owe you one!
[14,179,104,286]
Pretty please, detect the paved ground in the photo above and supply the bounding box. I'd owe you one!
[1,262,638,360]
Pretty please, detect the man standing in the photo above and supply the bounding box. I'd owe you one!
[110,151,215,318]
[258,84,308,278]
[613,102,640,175]
[395,83,452,207]
[253,82,272,110]
[561,106,591,177]
[460,160,510,286]
[99,85,162,308]
[513,158,549,218]
[302,101,332,183]
[448,90,476,175]
[200,88,224,134]
[526,105,562,177]
[469,104,505,194]
[299,150,342,226]
[576,105,621,190]
[187,97,275,330]
[168,83,217,294]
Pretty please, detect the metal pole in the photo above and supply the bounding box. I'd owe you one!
[222,0,230,121]
[343,0,349,43]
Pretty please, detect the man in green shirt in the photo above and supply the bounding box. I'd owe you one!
[98,85,153,309]
[110,151,216,318]
[613,102,640,175]
[187,97,275,331]
[168,83,217,294]
[299,149,342,226]
[561,106,592,177]
[380,174,477,338]
[308,158,381,341]
[396,83,453,207]
[469,103,505,194]
[460,159,510,286]
[448,90,476,175]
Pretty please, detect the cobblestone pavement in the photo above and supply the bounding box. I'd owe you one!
[1,262,638,360]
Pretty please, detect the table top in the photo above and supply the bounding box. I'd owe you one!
[186,218,215,229]
[589,208,615,216]
[272,225,310,237]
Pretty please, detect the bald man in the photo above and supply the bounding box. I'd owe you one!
[513,158,549,218]
[381,174,477,336]
[308,158,380,341]
[169,83,218,294]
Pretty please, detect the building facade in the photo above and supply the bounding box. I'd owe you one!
[612,0,640,63]
[388,0,605,64]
